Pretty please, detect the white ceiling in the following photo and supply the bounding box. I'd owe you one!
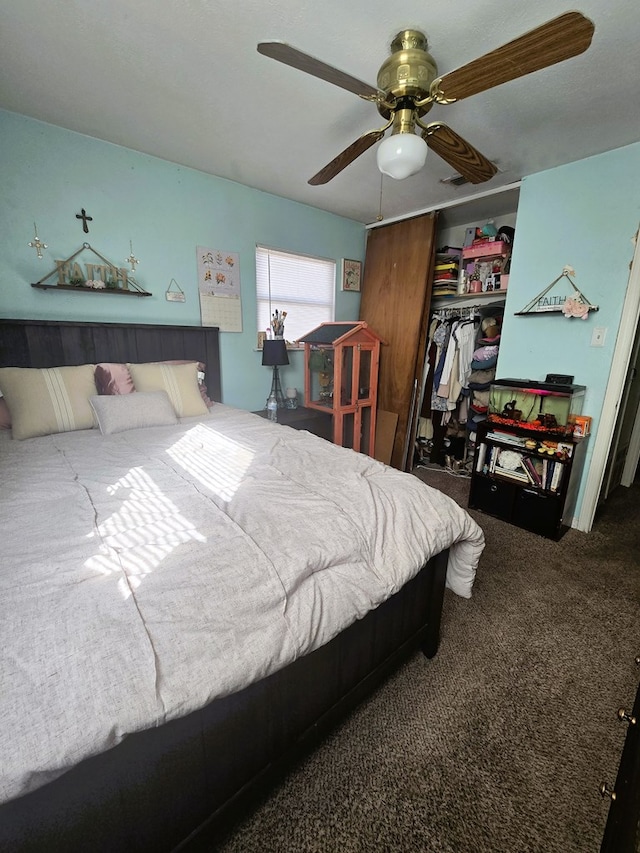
[1,0,638,226]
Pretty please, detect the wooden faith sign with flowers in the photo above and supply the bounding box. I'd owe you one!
[31,242,151,297]
[515,266,598,318]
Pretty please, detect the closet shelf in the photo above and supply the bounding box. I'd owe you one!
[432,291,507,310]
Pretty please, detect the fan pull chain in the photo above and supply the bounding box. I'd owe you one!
[377,174,384,221]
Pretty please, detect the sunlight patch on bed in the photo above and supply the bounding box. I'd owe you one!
[85,465,206,598]
[166,423,254,502]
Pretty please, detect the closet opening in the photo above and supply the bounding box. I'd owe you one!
[415,302,504,474]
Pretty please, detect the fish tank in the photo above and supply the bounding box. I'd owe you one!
[488,378,586,436]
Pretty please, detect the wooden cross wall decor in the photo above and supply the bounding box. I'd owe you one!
[75,208,93,233]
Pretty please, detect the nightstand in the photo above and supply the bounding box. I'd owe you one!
[252,406,332,441]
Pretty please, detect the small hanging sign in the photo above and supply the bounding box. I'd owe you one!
[515,266,599,318]
[165,278,186,302]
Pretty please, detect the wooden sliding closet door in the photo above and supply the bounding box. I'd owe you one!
[359,213,437,470]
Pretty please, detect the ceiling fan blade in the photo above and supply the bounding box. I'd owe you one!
[433,12,595,103]
[257,42,380,99]
[422,123,497,184]
[309,130,386,185]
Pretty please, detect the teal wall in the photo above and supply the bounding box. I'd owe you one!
[3,109,640,521]
[0,110,366,410]
[499,141,640,519]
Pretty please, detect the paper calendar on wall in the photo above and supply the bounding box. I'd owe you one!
[196,246,243,332]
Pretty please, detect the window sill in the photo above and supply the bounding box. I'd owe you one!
[254,345,305,352]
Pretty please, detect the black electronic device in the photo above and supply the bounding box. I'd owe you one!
[545,373,574,385]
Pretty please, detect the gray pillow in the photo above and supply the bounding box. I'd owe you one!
[90,391,178,435]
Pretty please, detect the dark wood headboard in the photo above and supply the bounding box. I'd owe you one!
[0,319,222,402]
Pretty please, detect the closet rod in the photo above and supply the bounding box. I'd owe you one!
[432,305,482,319]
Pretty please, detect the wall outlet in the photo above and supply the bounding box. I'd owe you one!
[591,327,607,347]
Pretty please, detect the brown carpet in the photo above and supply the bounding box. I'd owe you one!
[211,471,640,853]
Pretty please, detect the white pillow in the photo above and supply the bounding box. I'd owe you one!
[90,391,178,435]
[127,362,209,417]
[0,365,97,440]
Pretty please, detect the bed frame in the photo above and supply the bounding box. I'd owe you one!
[0,318,448,852]
[0,318,222,403]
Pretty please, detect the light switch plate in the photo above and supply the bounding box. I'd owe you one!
[591,327,607,347]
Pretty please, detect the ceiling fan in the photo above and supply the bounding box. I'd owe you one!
[258,12,594,186]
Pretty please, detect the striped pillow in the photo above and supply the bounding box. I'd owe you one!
[0,365,97,440]
[127,362,208,417]
[95,361,214,407]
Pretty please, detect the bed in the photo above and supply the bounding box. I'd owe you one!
[0,319,484,852]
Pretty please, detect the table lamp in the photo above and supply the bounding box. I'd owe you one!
[262,339,289,408]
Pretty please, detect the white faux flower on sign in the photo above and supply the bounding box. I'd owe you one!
[562,297,589,320]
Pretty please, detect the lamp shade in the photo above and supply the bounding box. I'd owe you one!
[262,339,289,366]
[376,132,428,180]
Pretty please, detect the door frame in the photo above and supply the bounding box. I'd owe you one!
[601,314,640,498]
[621,394,640,486]
[577,226,640,531]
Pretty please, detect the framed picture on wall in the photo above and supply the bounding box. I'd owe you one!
[341,258,362,292]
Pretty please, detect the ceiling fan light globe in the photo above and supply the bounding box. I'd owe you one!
[376,133,427,180]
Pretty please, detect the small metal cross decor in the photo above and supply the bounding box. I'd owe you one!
[125,240,140,271]
[75,208,93,233]
[28,222,48,258]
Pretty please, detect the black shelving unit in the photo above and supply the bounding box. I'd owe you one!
[469,419,588,540]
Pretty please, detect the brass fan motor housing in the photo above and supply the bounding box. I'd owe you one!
[376,30,437,120]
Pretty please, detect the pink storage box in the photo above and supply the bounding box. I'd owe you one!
[462,240,510,260]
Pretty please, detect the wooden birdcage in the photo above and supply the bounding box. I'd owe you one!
[298,321,383,455]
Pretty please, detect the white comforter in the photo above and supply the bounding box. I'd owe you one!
[0,405,484,804]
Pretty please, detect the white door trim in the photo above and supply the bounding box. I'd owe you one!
[577,226,640,531]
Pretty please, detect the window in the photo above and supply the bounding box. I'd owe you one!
[256,245,335,343]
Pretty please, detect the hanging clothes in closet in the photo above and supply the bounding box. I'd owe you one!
[466,314,502,442]
[416,306,503,467]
